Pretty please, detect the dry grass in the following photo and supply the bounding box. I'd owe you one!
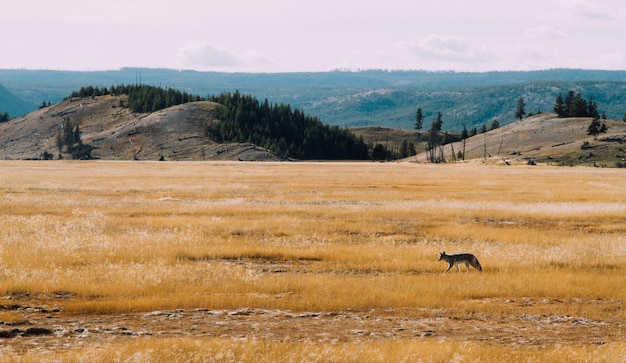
[3,338,624,363]
[0,161,624,361]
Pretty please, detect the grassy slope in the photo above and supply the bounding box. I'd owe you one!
[0,95,278,161]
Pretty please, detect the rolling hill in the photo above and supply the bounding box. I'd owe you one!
[0,95,278,161]
[412,113,626,167]
[2,90,625,166]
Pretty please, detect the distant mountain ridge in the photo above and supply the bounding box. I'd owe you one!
[2,68,626,130]
[0,83,38,117]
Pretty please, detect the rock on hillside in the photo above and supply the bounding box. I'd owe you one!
[0,95,278,161]
[413,113,626,167]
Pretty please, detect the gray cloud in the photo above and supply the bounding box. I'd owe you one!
[403,35,492,64]
[177,42,275,71]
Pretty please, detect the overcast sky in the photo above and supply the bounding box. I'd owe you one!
[2,0,624,72]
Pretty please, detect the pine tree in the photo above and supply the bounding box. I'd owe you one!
[573,93,588,117]
[427,112,444,163]
[372,144,386,161]
[515,97,526,120]
[400,139,409,158]
[554,94,565,117]
[587,115,607,140]
[408,142,416,156]
[415,108,423,131]
[564,90,575,117]
[490,119,500,130]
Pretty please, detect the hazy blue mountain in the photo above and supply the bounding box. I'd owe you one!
[1,68,626,130]
[0,83,38,117]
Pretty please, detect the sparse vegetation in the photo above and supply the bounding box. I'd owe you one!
[0,161,624,361]
[54,117,92,159]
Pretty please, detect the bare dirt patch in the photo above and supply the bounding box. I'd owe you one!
[1,297,621,354]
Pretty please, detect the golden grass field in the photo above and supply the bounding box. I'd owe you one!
[0,160,624,362]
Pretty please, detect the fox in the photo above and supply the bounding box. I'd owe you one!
[438,251,482,273]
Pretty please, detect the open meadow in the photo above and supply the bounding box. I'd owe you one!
[0,160,624,362]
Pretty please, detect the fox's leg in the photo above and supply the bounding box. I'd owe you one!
[443,264,453,274]
[464,262,470,272]
[455,263,460,272]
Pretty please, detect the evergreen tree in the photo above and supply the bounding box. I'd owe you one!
[426,112,444,163]
[415,107,423,131]
[564,90,576,117]
[408,142,416,156]
[515,97,526,120]
[400,139,411,158]
[553,94,565,117]
[587,115,607,140]
[372,144,386,161]
[490,119,500,130]
[434,111,443,130]
[573,93,588,117]
[54,118,91,159]
[460,125,469,161]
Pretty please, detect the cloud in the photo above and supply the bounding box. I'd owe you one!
[522,25,569,40]
[557,0,613,20]
[397,35,492,67]
[176,42,275,71]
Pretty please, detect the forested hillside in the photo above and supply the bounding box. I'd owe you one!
[207,92,368,160]
[60,85,369,160]
[306,81,626,132]
[2,68,626,131]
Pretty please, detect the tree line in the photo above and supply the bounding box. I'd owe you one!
[207,91,369,160]
[552,91,613,139]
[69,84,205,113]
[553,90,601,118]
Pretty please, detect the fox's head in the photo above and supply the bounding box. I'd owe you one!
[438,251,446,261]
